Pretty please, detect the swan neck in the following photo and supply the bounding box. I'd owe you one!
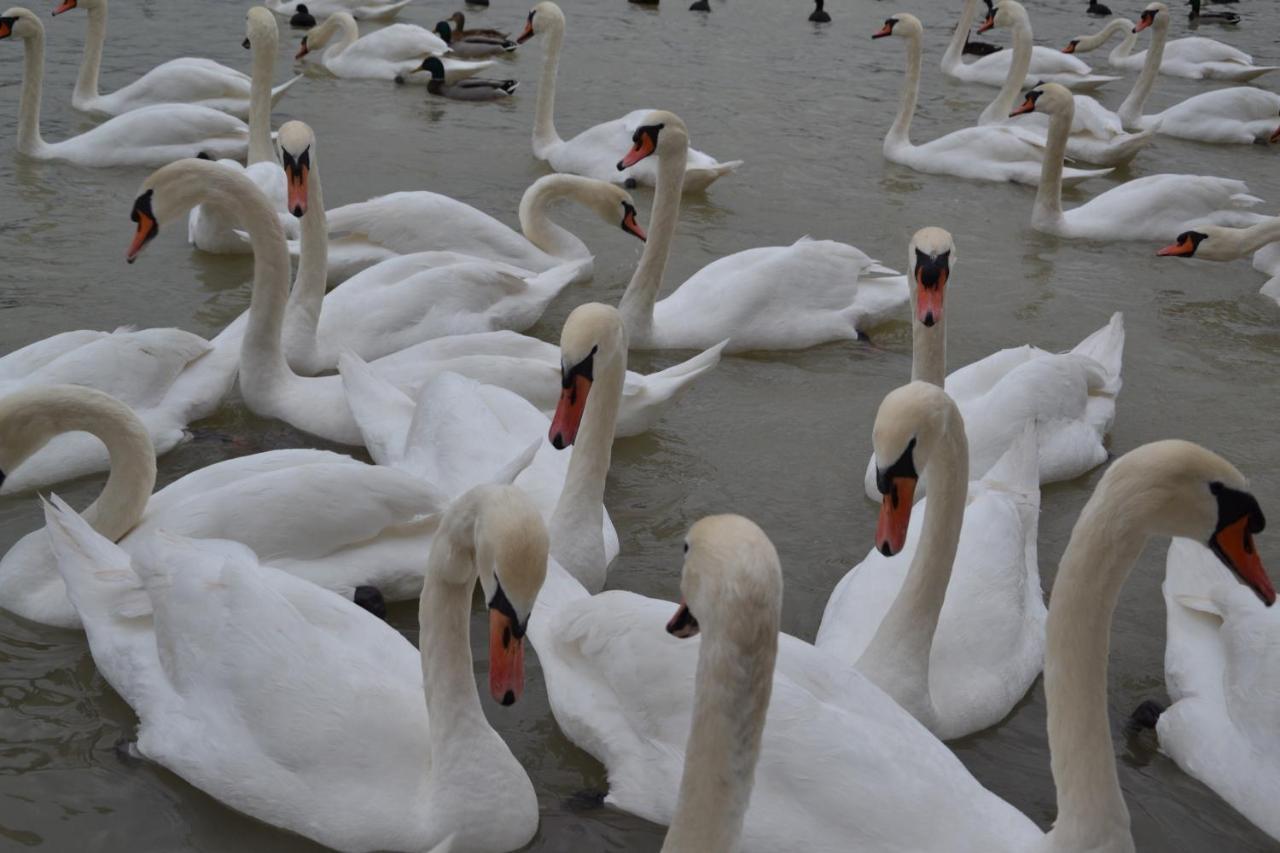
[532,20,564,156]
[284,153,329,357]
[1035,105,1071,226]
[1107,19,1139,60]
[911,312,946,386]
[661,606,777,853]
[943,0,978,68]
[74,2,106,106]
[1118,16,1166,127]
[618,137,685,344]
[248,27,278,165]
[983,16,1033,124]
[332,14,359,54]
[1232,219,1280,255]
[17,26,46,155]
[889,32,922,145]
[517,177,590,260]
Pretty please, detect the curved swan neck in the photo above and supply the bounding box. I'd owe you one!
[911,310,945,386]
[617,135,685,344]
[16,22,47,155]
[531,16,564,156]
[1034,102,1071,227]
[73,0,106,107]
[1118,15,1167,127]
[1222,219,1280,256]
[982,13,1033,125]
[662,592,778,853]
[889,30,922,146]
[1105,19,1139,60]
[517,176,591,260]
[248,22,278,165]
[855,414,968,720]
[283,150,329,357]
[943,0,980,69]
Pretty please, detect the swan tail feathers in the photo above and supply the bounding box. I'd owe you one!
[1070,312,1125,395]
[528,263,579,302]
[981,421,1041,500]
[490,438,542,487]
[337,351,416,468]
[269,75,305,105]
[645,340,727,392]
[682,160,743,191]
[41,495,153,622]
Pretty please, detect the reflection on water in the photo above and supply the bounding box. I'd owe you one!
[0,0,1278,849]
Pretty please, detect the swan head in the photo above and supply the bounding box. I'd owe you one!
[578,179,646,242]
[517,1,562,44]
[278,120,316,218]
[870,13,921,40]
[1134,2,1167,33]
[978,0,1025,34]
[50,0,88,15]
[1100,441,1273,606]
[666,515,783,651]
[1156,229,1213,259]
[909,227,954,329]
[871,382,963,556]
[1009,82,1072,119]
[1062,37,1079,53]
[549,303,626,450]
[617,110,687,171]
[244,6,278,51]
[0,8,41,40]
[296,11,348,58]
[127,159,267,262]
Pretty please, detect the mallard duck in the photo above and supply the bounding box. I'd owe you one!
[415,55,517,99]
[433,19,514,57]
[448,12,510,40]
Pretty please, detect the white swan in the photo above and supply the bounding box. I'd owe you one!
[1114,3,1280,144]
[977,1,1154,166]
[266,0,412,20]
[516,2,741,192]
[296,12,493,84]
[1063,14,1275,81]
[531,435,1276,851]
[275,121,589,375]
[1156,216,1280,304]
[616,110,908,351]
[819,381,1046,741]
[875,14,1112,187]
[659,514,780,853]
[292,172,644,286]
[52,0,301,118]
[0,8,248,167]
[0,385,453,629]
[858,228,1124,497]
[41,483,546,853]
[1011,83,1264,240]
[1148,538,1278,842]
[940,0,1118,90]
[188,7,290,255]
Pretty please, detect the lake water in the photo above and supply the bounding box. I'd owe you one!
[0,0,1277,850]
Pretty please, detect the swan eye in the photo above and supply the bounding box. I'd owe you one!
[683,542,689,554]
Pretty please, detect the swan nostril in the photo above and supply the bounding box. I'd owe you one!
[879,541,892,557]
[551,434,565,450]
[501,690,516,706]
[922,313,935,327]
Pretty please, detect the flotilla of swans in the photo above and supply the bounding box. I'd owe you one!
[0,0,1277,851]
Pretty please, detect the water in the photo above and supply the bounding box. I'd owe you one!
[0,0,1277,849]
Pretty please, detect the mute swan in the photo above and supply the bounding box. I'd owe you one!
[819,381,1046,741]
[1113,3,1280,144]
[433,19,515,58]
[660,514,780,853]
[410,55,518,99]
[516,2,742,192]
[296,12,494,84]
[266,0,412,21]
[616,110,909,351]
[0,385,452,629]
[188,7,290,255]
[858,229,1123,499]
[1157,216,1280,303]
[1011,83,1263,240]
[875,15,1112,187]
[533,434,1274,850]
[41,483,546,853]
[52,0,301,118]
[292,172,644,285]
[0,9,248,166]
[1136,539,1280,842]
[941,0,1118,90]
[1063,15,1274,81]
[977,1,1154,166]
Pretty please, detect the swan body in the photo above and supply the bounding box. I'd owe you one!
[40,483,546,853]
[53,0,301,118]
[0,385,450,629]
[941,0,1118,90]
[1064,16,1273,81]
[877,15,1112,187]
[517,2,742,192]
[820,382,1046,741]
[266,0,412,21]
[1157,539,1280,843]
[297,13,493,83]
[617,111,908,352]
[1014,83,1263,240]
[0,9,248,167]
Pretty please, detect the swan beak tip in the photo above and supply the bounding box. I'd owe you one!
[549,373,591,448]
[1269,126,1280,145]
[489,609,526,705]
[666,600,700,638]
[875,476,916,557]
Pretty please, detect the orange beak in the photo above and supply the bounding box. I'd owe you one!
[1062,41,1076,54]
[871,22,894,38]
[915,263,947,327]
[977,14,995,33]
[1270,125,1280,145]
[876,475,916,556]
[1010,93,1037,117]
[666,599,700,638]
[549,374,591,449]
[488,609,525,705]
[51,0,76,15]
[516,18,534,43]
[1211,516,1275,606]
[286,164,308,218]
[126,211,157,264]
[1156,236,1197,257]
[618,133,655,170]
[295,38,309,60]
[1134,14,1153,32]
[621,205,647,241]
[0,18,11,37]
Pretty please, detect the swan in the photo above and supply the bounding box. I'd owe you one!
[615,110,909,351]
[296,12,494,84]
[291,172,645,285]
[1156,216,1280,303]
[1134,538,1279,842]
[410,55,519,100]
[187,7,290,255]
[516,2,742,192]
[977,1,1154,166]
[1063,15,1274,81]
[0,9,248,167]
[1011,83,1264,240]
[52,0,301,118]
[265,0,412,21]
[875,14,1112,187]
[659,514,781,853]
[0,385,455,629]
[276,121,582,374]
[433,19,515,58]
[531,431,1275,850]
[818,381,1046,741]
[1114,3,1280,144]
[40,482,546,853]
[940,0,1118,90]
